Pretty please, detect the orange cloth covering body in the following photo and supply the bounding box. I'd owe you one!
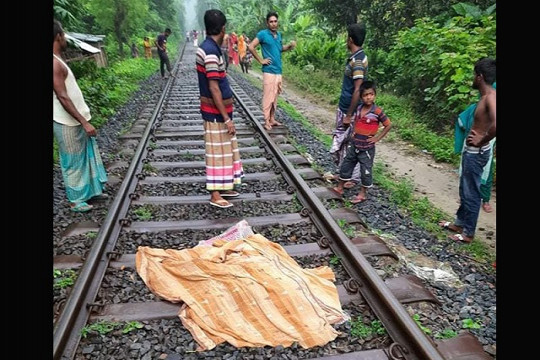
[136,234,349,350]
[238,35,247,60]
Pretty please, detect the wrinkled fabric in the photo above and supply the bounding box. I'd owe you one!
[136,234,348,350]
[53,122,107,203]
[203,120,244,191]
[262,73,282,124]
[330,108,360,182]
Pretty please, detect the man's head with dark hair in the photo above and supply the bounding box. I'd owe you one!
[266,11,279,32]
[54,19,63,43]
[204,9,227,36]
[359,80,376,96]
[165,28,172,35]
[53,19,68,51]
[347,23,366,47]
[474,57,496,86]
[266,11,278,22]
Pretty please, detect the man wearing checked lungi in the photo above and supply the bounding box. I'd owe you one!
[53,19,108,213]
[196,9,244,208]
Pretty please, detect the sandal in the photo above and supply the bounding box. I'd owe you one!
[209,199,233,208]
[70,202,93,213]
[220,191,240,198]
[351,195,366,204]
[448,233,473,243]
[91,193,109,200]
[330,187,343,197]
[438,221,462,233]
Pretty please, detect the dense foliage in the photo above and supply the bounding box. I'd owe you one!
[54,0,183,59]
[382,12,496,128]
[304,0,495,50]
[70,58,161,128]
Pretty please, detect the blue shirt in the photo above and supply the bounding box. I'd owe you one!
[338,49,368,113]
[256,29,283,74]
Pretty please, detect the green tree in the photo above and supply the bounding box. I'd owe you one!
[359,0,495,49]
[385,13,495,127]
[87,0,149,57]
[150,0,178,30]
[54,0,88,30]
[212,0,309,41]
[303,0,359,28]
[303,0,495,50]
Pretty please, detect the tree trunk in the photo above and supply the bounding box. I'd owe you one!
[114,0,127,57]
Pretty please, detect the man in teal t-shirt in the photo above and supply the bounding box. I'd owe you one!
[248,11,296,131]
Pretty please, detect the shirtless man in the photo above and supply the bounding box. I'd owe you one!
[440,58,496,243]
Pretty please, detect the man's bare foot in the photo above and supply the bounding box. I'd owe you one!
[270,120,282,126]
[331,187,343,196]
[438,221,463,233]
[448,233,473,243]
[482,202,493,213]
[263,123,272,131]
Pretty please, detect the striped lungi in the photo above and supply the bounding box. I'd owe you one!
[53,122,108,203]
[204,121,244,191]
[329,108,360,182]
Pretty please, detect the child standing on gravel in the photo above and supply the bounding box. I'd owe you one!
[332,81,392,203]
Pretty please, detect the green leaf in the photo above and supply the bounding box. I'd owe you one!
[462,318,482,329]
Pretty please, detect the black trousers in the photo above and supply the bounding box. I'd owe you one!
[158,51,171,77]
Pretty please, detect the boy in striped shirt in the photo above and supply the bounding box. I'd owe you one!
[333,81,392,203]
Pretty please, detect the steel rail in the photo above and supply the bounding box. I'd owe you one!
[53,43,186,360]
[230,83,445,360]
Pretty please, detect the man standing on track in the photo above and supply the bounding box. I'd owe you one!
[248,11,296,131]
[155,28,174,78]
[53,19,108,212]
[196,9,244,208]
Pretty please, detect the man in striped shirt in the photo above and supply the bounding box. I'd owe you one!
[196,9,244,209]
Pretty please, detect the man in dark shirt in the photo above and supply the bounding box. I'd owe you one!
[155,28,173,78]
[329,23,368,189]
[196,9,244,208]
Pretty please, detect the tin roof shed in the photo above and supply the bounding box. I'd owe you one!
[64,32,108,67]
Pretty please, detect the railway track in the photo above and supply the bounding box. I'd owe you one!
[53,43,492,360]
